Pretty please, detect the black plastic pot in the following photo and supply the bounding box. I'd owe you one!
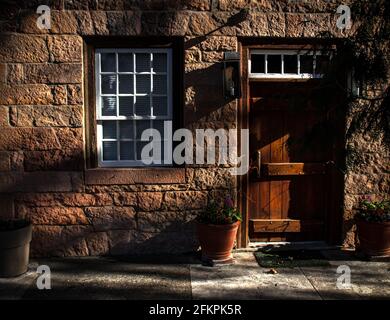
[0,222,32,277]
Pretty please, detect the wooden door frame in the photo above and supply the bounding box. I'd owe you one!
[236,38,345,248]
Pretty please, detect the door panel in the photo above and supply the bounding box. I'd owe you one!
[248,81,335,242]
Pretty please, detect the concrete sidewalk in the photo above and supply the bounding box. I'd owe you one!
[0,251,389,300]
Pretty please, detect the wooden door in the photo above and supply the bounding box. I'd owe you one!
[248,80,343,242]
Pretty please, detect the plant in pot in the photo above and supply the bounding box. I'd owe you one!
[0,219,32,277]
[356,197,390,257]
[196,195,241,265]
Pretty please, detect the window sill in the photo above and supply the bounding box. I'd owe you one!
[85,167,186,185]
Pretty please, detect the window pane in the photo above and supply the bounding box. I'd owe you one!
[118,53,133,72]
[152,120,165,139]
[267,55,281,73]
[119,121,134,140]
[120,141,135,160]
[101,53,116,72]
[119,75,133,94]
[136,141,150,160]
[119,96,133,117]
[135,96,150,116]
[101,74,116,94]
[136,120,151,140]
[251,54,265,73]
[136,75,151,93]
[153,96,168,116]
[316,55,330,74]
[103,141,117,160]
[102,121,117,139]
[153,53,167,72]
[136,53,150,72]
[153,75,167,95]
[284,55,298,74]
[102,96,117,116]
[300,55,314,74]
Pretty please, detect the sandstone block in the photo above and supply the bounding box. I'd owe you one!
[107,11,141,35]
[19,206,88,225]
[52,85,68,105]
[86,232,110,256]
[0,106,8,126]
[85,168,186,185]
[6,64,24,84]
[10,105,82,127]
[0,171,81,193]
[24,63,82,84]
[48,35,82,63]
[85,206,136,231]
[0,64,6,83]
[285,13,331,37]
[138,210,197,232]
[67,84,83,104]
[51,10,78,34]
[107,229,134,255]
[31,225,92,257]
[24,149,83,171]
[137,192,163,211]
[113,192,137,206]
[0,85,53,105]
[163,191,207,210]
[187,12,218,36]
[0,35,48,63]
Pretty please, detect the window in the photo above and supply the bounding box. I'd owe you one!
[249,50,331,79]
[95,48,172,167]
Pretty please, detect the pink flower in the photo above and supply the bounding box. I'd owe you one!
[224,196,234,208]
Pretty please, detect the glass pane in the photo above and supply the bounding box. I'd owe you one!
[119,121,134,140]
[300,55,314,74]
[136,53,150,72]
[101,53,116,72]
[136,75,151,94]
[251,54,265,73]
[316,55,330,74]
[119,75,133,94]
[101,96,116,116]
[118,53,133,72]
[120,141,135,160]
[267,55,281,73]
[102,121,117,139]
[101,74,116,94]
[136,141,150,161]
[136,120,151,140]
[153,75,167,95]
[152,120,165,139]
[103,141,117,161]
[153,96,168,116]
[119,96,133,116]
[284,55,298,74]
[153,53,167,72]
[135,96,150,116]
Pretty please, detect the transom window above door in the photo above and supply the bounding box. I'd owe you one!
[249,50,331,79]
[95,48,172,167]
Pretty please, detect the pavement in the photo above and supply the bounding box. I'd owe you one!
[0,250,389,300]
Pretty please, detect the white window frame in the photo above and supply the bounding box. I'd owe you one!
[249,49,332,79]
[95,48,173,167]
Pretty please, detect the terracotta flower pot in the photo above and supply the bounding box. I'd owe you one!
[196,221,240,261]
[0,222,32,277]
[357,219,390,257]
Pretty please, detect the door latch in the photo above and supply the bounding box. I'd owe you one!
[256,150,261,178]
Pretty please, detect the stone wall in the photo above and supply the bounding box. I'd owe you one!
[0,0,387,256]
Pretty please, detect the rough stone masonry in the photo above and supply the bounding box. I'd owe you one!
[0,0,388,256]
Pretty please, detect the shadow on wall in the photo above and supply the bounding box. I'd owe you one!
[0,147,200,257]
